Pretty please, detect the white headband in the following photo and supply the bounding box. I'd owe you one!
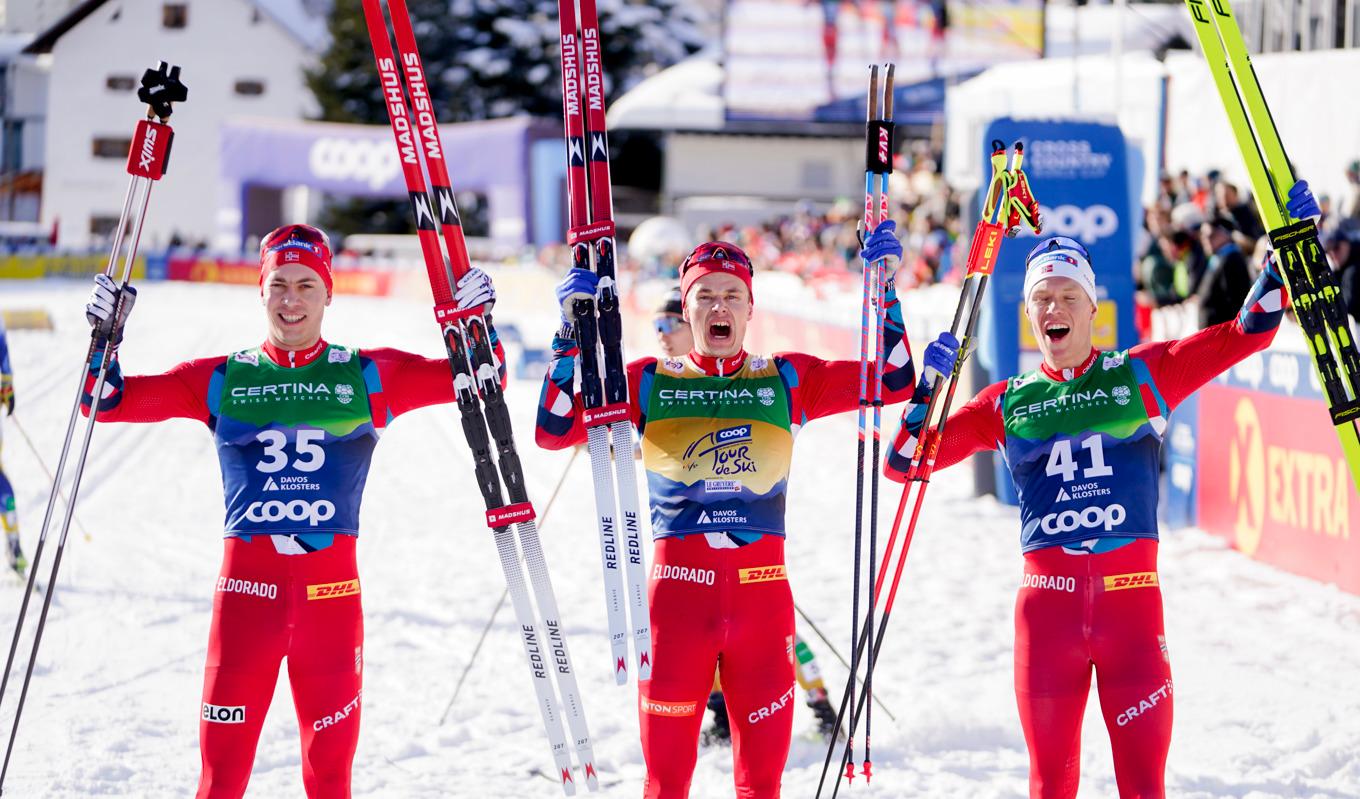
[1023,249,1098,307]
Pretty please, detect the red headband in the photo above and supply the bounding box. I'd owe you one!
[679,241,754,306]
[259,224,333,295]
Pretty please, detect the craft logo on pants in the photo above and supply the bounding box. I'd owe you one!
[1103,572,1159,592]
[202,703,245,724]
[640,696,698,717]
[307,579,360,600]
[738,565,787,584]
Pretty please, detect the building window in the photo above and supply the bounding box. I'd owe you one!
[106,74,136,91]
[234,79,266,97]
[91,137,132,159]
[162,3,188,29]
[90,216,125,238]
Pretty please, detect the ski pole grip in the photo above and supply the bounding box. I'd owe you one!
[965,221,1006,276]
[126,119,174,180]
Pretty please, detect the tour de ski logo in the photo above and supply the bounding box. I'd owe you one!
[757,387,775,406]
[1112,385,1131,405]
[683,424,757,476]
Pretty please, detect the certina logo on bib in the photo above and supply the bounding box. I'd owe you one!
[245,498,335,526]
[216,577,278,599]
[229,382,339,402]
[1112,385,1132,405]
[307,579,360,600]
[1026,503,1127,536]
[657,387,759,406]
[1011,389,1112,419]
[262,475,321,492]
[651,564,716,586]
[684,425,756,476]
[738,565,787,584]
[202,703,245,724]
[697,509,747,526]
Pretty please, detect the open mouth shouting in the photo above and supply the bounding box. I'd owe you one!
[1044,323,1071,343]
[708,321,733,344]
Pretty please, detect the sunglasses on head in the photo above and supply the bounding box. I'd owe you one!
[653,315,687,335]
[261,224,331,259]
[1025,236,1090,264]
[680,243,754,276]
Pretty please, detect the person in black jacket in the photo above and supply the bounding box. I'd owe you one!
[1324,227,1360,327]
[1196,215,1255,329]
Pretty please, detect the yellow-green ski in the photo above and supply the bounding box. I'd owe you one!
[1184,0,1360,494]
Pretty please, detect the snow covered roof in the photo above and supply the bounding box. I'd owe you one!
[24,0,330,54]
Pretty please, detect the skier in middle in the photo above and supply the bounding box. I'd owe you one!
[537,222,958,798]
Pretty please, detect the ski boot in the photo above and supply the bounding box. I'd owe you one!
[5,529,26,578]
[701,691,731,746]
[808,688,841,742]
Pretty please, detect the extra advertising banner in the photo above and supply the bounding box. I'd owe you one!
[166,257,393,297]
[1195,349,1360,594]
[723,0,1042,122]
[0,254,146,281]
[980,118,1136,504]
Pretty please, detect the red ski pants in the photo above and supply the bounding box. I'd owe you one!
[197,535,364,799]
[1015,539,1172,799]
[641,534,795,799]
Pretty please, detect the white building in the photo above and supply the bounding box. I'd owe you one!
[26,0,326,248]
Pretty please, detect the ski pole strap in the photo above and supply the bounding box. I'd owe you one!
[126,119,174,180]
[582,402,629,427]
[567,220,616,245]
[966,222,1006,276]
[487,501,536,528]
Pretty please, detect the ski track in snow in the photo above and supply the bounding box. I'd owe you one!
[0,279,1356,798]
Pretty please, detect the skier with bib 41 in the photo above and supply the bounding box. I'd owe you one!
[81,223,499,799]
[884,182,1313,798]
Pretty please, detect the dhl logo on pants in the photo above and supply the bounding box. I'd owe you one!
[307,579,360,600]
[1103,572,1158,592]
[738,565,787,584]
[640,697,698,717]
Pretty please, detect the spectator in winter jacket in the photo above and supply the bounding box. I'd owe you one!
[1324,227,1360,327]
[1196,215,1255,329]
[1214,181,1264,242]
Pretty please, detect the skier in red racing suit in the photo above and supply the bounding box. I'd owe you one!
[81,224,501,798]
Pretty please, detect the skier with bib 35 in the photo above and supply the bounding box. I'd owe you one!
[81,223,500,799]
[884,185,1310,797]
[538,223,958,798]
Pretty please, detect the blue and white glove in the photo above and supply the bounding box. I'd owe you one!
[85,273,137,344]
[1286,180,1321,221]
[920,331,960,386]
[861,219,904,265]
[555,267,599,324]
[454,267,496,312]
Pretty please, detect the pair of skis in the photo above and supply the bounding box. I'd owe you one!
[817,135,1042,798]
[1184,0,1360,494]
[0,63,187,792]
[359,1,595,792]
[555,0,652,685]
[845,61,895,786]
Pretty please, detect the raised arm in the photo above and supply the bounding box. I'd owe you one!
[884,379,1006,481]
[535,325,650,450]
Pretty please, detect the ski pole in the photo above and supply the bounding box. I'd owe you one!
[816,139,1041,799]
[0,63,185,794]
[792,602,896,722]
[441,446,580,725]
[8,414,94,543]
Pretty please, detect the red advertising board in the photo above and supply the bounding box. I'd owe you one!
[1196,382,1360,593]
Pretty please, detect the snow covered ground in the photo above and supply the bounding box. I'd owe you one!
[0,279,1357,798]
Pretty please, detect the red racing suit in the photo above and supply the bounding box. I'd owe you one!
[537,300,919,798]
[884,267,1286,798]
[84,337,489,798]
